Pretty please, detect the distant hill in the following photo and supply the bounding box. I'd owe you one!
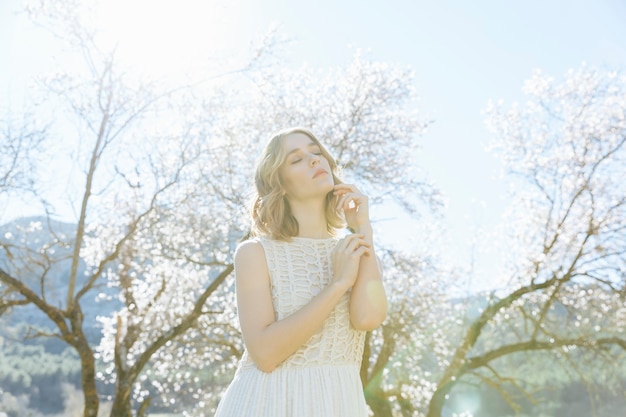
[0,216,119,344]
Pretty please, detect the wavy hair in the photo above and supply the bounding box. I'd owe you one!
[250,127,345,240]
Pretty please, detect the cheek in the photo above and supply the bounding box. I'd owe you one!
[279,166,301,192]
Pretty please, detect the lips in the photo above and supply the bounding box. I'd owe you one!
[313,168,328,178]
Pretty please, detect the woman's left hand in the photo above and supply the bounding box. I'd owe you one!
[333,184,370,231]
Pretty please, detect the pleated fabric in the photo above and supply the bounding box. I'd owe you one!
[213,237,368,417]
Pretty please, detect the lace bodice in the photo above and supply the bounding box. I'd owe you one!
[240,236,365,370]
[215,236,370,417]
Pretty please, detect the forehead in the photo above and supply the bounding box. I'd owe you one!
[282,132,318,152]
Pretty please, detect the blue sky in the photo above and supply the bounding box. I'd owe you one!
[2,0,626,288]
[241,0,626,235]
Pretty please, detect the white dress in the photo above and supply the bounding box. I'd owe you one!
[213,236,368,417]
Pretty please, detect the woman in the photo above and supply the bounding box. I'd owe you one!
[214,127,387,417]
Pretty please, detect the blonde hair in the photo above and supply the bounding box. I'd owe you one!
[250,127,345,240]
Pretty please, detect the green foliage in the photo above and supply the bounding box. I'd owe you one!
[0,336,81,414]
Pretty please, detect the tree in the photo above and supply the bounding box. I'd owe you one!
[92,51,445,417]
[0,0,270,415]
[423,66,626,417]
[0,1,444,416]
[358,247,457,417]
[0,113,46,194]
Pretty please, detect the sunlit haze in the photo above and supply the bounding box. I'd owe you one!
[1,0,626,292]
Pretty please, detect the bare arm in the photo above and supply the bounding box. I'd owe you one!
[235,236,369,373]
[349,223,387,330]
[334,183,388,331]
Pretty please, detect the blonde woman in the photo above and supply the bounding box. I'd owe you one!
[214,127,387,417]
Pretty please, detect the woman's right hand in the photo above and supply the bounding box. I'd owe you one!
[331,234,372,290]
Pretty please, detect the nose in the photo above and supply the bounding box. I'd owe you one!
[310,154,320,166]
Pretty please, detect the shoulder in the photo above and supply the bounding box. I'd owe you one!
[235,239,266,263]
[234,239,270,288]
[234,238,273,274]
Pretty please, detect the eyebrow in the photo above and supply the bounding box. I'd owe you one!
[285,141,320,157]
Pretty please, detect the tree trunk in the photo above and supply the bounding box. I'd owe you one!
[77,344,100,417]
[364,369,393,417]
[365,388,394,417]
[70,315,99,417]
[110,373,134,417]
[426,382,454,417]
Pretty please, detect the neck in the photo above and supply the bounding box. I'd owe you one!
[287,197,330,239]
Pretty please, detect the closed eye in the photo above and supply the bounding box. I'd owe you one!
[284,143,323,164]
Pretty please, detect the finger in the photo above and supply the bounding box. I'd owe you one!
[337,193,359,209]
[342,234,364,243]
[353,245,371,258]
[339,193,361,211]
[346,236,370,252]
[336,234,361,251]
[334,190,359,203]
[336,194,349,210]
[335,237,351,251]
[334,185,366,204]
[339,234,360,249]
